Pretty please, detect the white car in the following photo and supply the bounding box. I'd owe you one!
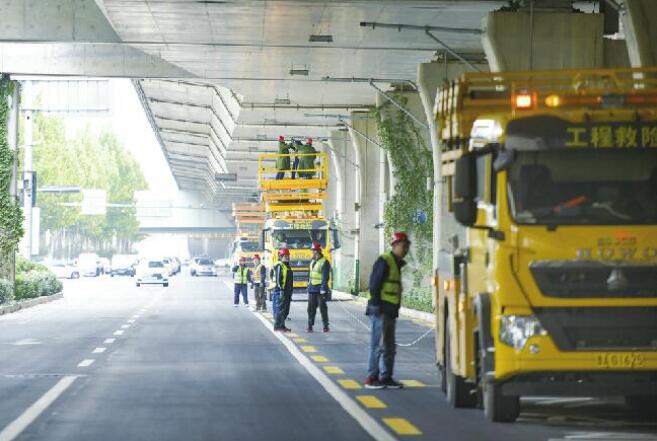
[77,253,100,277]
[49,262,80,279]
[136,260,169,287]
[190,257,217,277]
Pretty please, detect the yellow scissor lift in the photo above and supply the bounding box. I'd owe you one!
[258,152,328,215]
[258,152,334,292]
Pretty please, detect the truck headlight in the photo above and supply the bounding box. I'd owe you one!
[499,315,547,350]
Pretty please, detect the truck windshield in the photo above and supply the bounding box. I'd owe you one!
[271,229,327,249]
[239,242,260,252]
[508,149,657,225]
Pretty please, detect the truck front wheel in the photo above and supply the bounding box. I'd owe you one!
[445,327,476,408]
[482,380,520,423]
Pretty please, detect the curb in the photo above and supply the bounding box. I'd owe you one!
[333,290,434,325]
[0,292,64,316]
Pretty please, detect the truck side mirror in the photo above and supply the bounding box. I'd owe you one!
[453,154,478,226]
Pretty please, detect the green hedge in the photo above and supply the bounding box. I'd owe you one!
[15,272,62,300]
[16,255,49,274]
[0,278,13,304]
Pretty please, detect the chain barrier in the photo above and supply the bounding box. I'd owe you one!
[336,296,436,347]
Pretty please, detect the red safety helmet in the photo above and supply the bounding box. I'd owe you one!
[278,135,285,142]
[239,255,247,263]
[253,254,260,260]
[306,137,313,145]
[390,231,410,246]
[311,242,322,252]
[278,248,290,257]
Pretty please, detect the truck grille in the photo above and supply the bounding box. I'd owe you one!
[534,307,657,351]
[530,261,657,298]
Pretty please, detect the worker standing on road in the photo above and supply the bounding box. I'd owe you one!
[306,241,330,333]
[276,135,291,180]
[272,248,294,332]
[232,256,252,307]
[297,137,317,179]
[252,254,268,311]
[363,232,410,389]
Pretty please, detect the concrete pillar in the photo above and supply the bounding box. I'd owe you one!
[329,132,357,290]
[623,0,657,67]
[348,112,381,292]
[482,8,605,71]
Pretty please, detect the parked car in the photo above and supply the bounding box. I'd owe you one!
[162,257,181,276]
[98,257,111,275]
[77,253,100,277]
[171,257,182,274]
[190,257,217,277]
[49,262,80,279]
[110,254,138,277]
[136,259,169,287]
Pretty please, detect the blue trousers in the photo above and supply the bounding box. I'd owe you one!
[234,284,248,305]
[271,290,280,318]
[367,314,397,379]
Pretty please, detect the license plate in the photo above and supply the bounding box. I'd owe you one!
[595,353,645,368]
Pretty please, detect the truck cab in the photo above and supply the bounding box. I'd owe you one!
[435,67,657,422]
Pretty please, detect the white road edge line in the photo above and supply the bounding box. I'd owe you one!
[251,311,396,441]
[77,359,94,367]
[0,375,78,441]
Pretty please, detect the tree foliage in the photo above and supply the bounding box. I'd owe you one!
[33,113,147,258]
[0,75,23,279]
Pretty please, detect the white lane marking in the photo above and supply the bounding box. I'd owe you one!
[103,338,115,344]
[10,339,41,346]
[127,319,136,323]
[92,347,106,354]
[113,330,124,336]
[77,359,94,367]
[251,311,396,441]
[0,375,77,441]
[121,324,130,329]
[132,315,140,319]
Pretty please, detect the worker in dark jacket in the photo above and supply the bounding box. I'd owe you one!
[364,232,410,390]
[297,137,317,179]
[232,256,252,307]
[276,135,291,180]
[306,241,331,333]
[251,254,268,311]
[272,248,294,332]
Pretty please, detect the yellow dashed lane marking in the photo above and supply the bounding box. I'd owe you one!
[292,338,308,343]
[356,395,387,409]
[337,379,362,390]
[310,355,329,363]
[301,345,317,353]
[322,366,344,375]
[400,380,426,388]
[383,418,422,435]
[287,333,299,338]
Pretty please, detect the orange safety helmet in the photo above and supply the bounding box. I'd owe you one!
[390,231,410,246]
[311,242,322,252]
[278,248,290,257]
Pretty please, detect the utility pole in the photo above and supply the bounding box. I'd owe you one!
[20,80,34,259]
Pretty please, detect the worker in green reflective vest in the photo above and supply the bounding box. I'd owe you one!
[363,231,410,390]
[232,256,252,307]
[306,241,331,333]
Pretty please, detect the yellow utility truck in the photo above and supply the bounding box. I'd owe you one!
[258,148,339,292]
[434,67,657,422]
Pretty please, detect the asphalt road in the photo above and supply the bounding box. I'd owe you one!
[0,271,655,441]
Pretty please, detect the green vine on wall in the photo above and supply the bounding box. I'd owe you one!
[373,93,433,286]
[0,75,24,262]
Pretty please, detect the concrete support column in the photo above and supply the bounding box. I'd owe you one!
[348,112,380,292]
[482,8,605,71]
[623,0,657,67]
[329,132,357,290]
